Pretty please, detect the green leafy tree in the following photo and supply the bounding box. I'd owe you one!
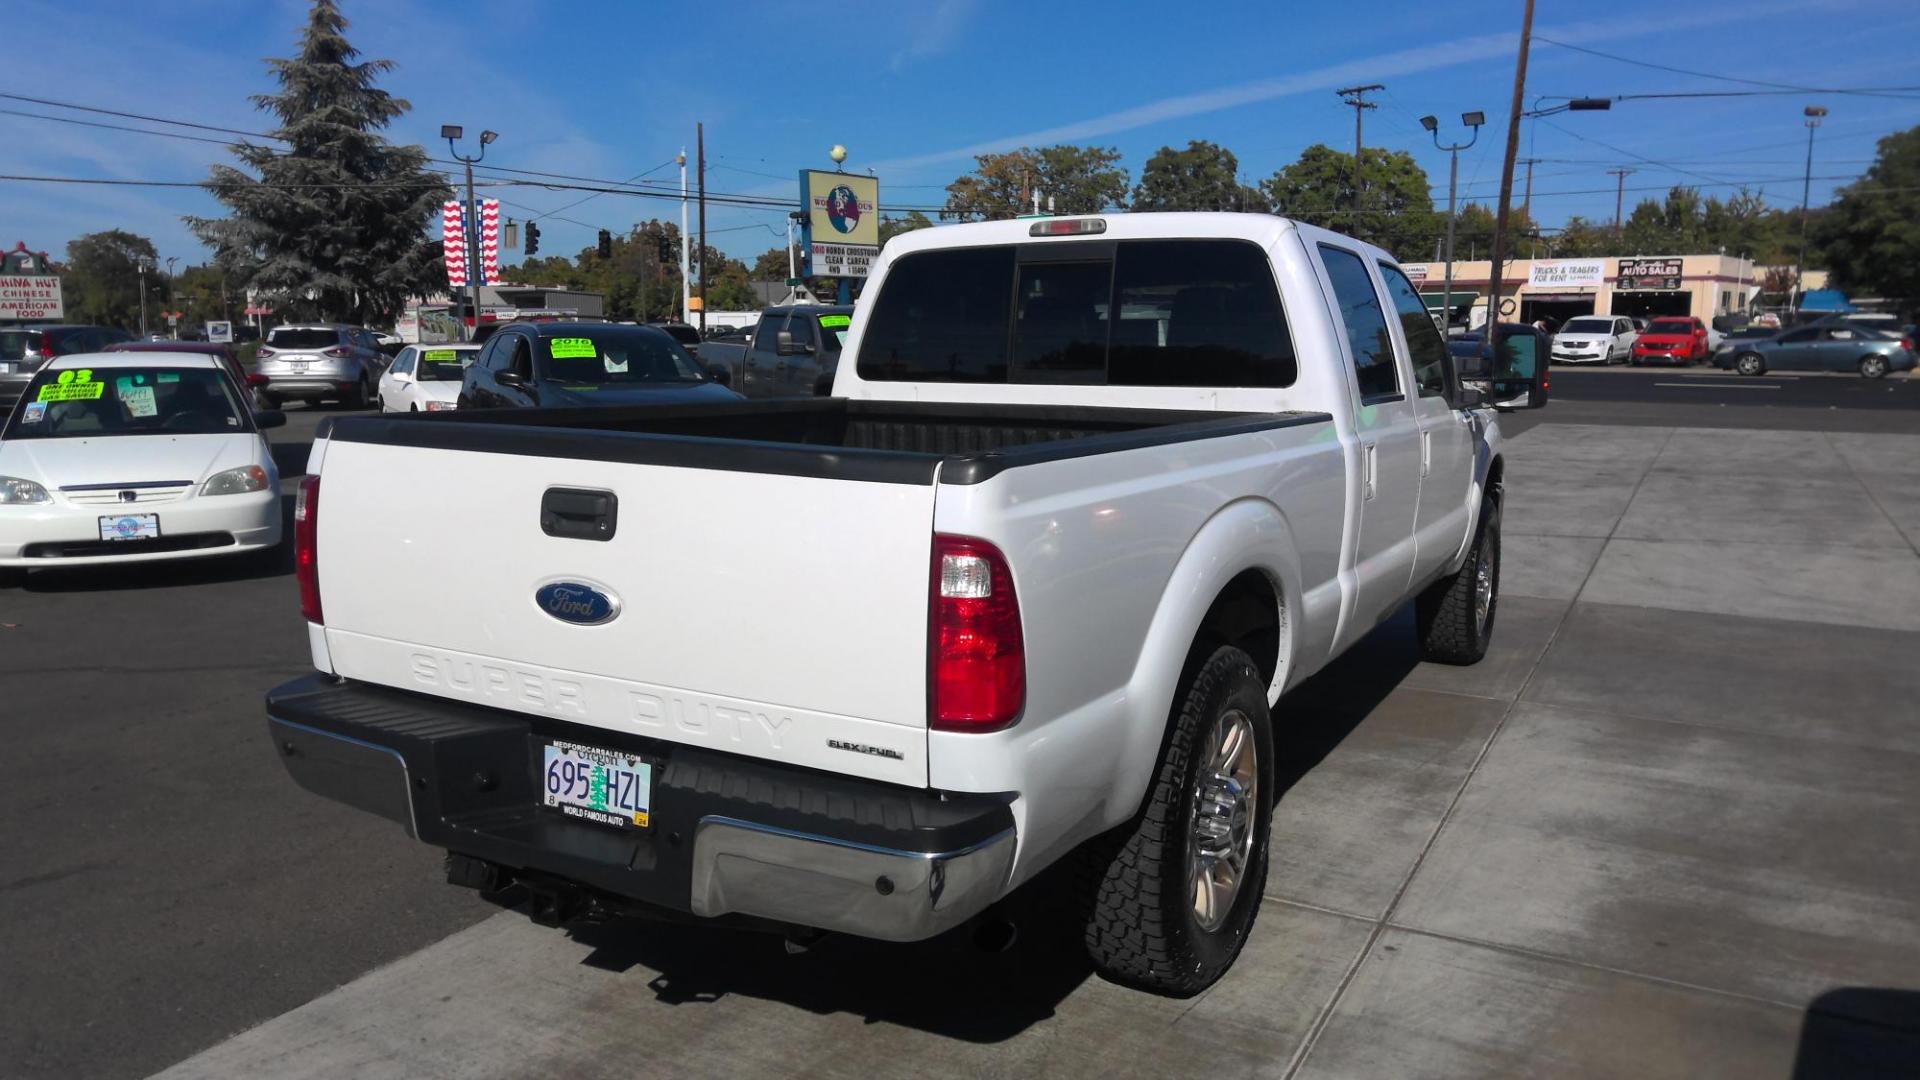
[1816,124,1920,303]
[1262,145,1438,259]
[880,210,934,242]
[187,0,450,325]
[1132,140,1263,212]
[943,145,1128,220]
[63,230,158,330]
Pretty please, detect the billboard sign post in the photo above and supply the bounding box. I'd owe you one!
[799,169,879,301]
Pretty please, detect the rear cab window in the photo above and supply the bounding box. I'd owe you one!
[856,239,1295,388]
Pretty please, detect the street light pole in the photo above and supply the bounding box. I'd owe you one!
[137,259,149,338]
[678,149,690,325]
[443,125,498,342]
[164,256,178,339]
[1423,112,1484,336]
[1794,105,1827,314]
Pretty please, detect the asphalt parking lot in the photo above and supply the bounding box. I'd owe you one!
[4,377,1918,1079]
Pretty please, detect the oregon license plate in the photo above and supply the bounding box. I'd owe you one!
[541,740,651,828]
[98,513,160,541]
[291,361,308,373]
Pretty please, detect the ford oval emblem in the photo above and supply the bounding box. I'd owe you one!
[534,580,620,626]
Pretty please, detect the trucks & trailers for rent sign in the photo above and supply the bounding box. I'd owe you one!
[1527,260,1605,289]
[800,170,878,278]
[0,274,63,320]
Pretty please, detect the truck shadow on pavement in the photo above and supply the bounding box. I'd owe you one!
[1793,988,1920,1078]
[539,614,1429,1041]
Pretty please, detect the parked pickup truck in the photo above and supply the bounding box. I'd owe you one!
[266,213,1546,996]
[698,304,855,397]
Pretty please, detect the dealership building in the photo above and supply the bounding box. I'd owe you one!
[1399,254,1760,329]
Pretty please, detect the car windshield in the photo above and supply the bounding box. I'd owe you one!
[1649,321,1693,334]
[1561,318,1614,334]
[415,348,472,381]
[4,366,247,440]
[538,328,706,385]
[0,330,28,361]
[267,328,340,349]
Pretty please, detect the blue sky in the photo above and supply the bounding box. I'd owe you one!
[5,0,1920,270]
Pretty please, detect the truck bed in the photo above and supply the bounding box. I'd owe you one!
[320,398,1327,486]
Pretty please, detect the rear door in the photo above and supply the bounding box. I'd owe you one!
[1380,262,1474,583]
[314,433,940,786]
[1315,243,1422,629]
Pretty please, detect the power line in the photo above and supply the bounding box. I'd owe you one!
[1531,38,1920,100]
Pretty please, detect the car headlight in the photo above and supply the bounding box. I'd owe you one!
[0,476,51,504]
[201,465,271,496]
[425,400,456,411]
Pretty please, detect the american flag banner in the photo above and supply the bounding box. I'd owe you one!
[441,200,468,287]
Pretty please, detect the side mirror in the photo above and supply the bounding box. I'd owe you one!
[1455,385,1486,410]
[496,370,527,389]
[254,409,287,430]
[1488,325,1551,411]
[706,364,732,387]
[775,330,811,356]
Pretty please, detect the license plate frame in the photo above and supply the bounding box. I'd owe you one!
[540,740,653,829]
[98,513,161,542]
[290,361,309,373]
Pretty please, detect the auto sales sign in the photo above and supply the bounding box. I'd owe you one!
[0,274,63,320]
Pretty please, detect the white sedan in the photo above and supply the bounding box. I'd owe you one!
[0,352,284,584]
[379,344,477,412]
[1551,315,1639,364]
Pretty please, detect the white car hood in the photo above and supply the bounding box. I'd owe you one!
[0,433,259,489]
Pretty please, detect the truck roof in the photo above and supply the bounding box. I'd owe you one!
[882,211,1391,263]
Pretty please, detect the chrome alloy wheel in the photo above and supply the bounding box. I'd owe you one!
[1189,708,1259,931]
[1475,540,1496,632]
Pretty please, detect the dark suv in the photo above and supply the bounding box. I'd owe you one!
[0,325,136,410]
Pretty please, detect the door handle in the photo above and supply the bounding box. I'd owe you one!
[541,487,618,541]
[1363,443,1377,501]
[1421,430,1432,476]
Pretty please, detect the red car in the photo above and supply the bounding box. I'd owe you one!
[103,340,273,405]
[1630,316,1710,366]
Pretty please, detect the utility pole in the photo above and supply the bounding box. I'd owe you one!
[1335,85,1383,217]
[1794,105,1827,314]
[678,149,690,325]
[1607,168,1635,237]
[164,256,178,339]
[697,122,707,337]
[1486,0,1535,334]
[137,259,149,338]
[1519,158,1539,217]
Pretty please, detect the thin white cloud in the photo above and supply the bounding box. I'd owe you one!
[869,3,1814,173]
[889,0,979,73]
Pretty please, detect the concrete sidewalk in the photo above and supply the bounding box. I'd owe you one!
[154,424,1920,1080]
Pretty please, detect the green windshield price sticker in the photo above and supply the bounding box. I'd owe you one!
[39,369,104,402]
[549,337,597,359]
[158,373,180,383]
[424,349,458,361]
[818,314,851,329]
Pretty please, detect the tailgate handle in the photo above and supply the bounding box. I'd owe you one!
[541,487,618,542]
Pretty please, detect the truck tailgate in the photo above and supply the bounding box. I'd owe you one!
[314,436,935,786]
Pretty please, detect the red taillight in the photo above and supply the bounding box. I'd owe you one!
[38,331,57,356]
[257,346,276,358]
[323,346,352,358]
[930,534,1025,732]
[295,475,322,624]
[1902,339,1914,353]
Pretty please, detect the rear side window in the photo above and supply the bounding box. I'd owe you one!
[267,328,340,349]
[856,239,1295,387]
[0,331,27,360]
[1318,245,1398,399]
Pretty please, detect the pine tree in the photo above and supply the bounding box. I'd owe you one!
[187,0,449,325]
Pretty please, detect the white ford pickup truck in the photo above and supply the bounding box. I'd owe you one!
[267,213,1547,995]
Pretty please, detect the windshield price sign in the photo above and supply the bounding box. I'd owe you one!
[1618,257,1684,291]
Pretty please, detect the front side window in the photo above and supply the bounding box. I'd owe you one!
[1378,264,1448,398]
[1777,328,1817,344]
[856,239,1294,387]
[5,367,247,439]
[1318,245,1398,399]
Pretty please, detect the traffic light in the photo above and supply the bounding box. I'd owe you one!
[656,235,673,263]
[525,221,540,256]
[597,229,612,259]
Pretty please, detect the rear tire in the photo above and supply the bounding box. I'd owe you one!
[1860,355,1889,379]
[1735,352,1766,376]
[1416,498,1501,665]
[1079,645,1273,997]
